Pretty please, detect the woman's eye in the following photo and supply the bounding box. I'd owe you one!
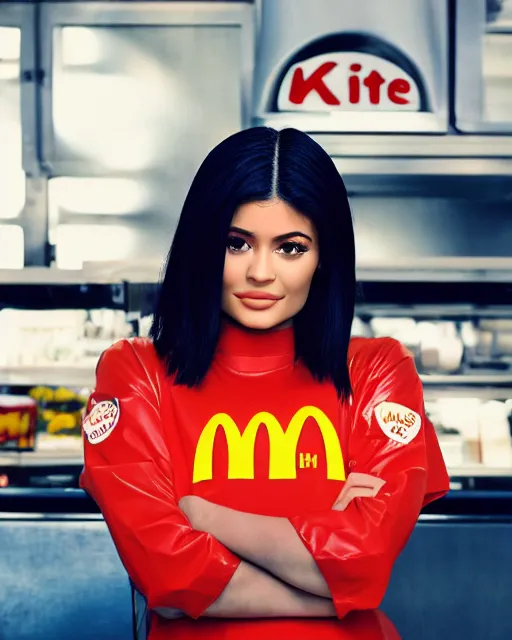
[277,242,309,257]
[227,236,250,253]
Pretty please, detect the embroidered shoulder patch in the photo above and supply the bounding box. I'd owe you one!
[374,401,421,445]
[83,398,120,444]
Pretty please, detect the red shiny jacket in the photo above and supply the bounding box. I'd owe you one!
[80,323,449,637]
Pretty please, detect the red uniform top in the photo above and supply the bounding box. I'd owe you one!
[80,322,449,639]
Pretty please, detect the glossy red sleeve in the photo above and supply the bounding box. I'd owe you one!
[289,339,449,618]
[79,339,240,619]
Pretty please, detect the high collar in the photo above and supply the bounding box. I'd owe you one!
[215,321,295,374]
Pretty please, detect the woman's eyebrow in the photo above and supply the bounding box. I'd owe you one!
[274,231,313,242]
[229,226,313,242]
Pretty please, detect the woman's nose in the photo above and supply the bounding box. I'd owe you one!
[246,250,276,283]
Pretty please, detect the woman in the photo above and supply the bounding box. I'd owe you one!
[80,127,449,639]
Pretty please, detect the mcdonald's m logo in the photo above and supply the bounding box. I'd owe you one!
[193,406,346,483]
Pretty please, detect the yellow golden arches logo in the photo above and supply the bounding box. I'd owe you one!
[193,406,345,483]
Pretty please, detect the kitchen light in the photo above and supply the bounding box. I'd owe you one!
[60,27,102,66]
[55,224,136,270]
[53,74,159,171]
[0,225,24,269]
[0,62,19,81]
[48,177,149,216]
[0,28,20,60]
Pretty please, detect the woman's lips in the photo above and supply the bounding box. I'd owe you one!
[234,292,283,310]
[235,292,282,300]
[237,297,280,310]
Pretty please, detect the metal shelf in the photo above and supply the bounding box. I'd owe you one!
[356,305,512,318]
[0,365,511,390]
[0,267,158,313]
[424,386,512,401]
[421,373,512,387]
[0,264,161,286]
[312,134,512,159]
[0,364,96,388]
[307,134,512,196]
[1,450,511,479]
[357,258,512,283]
[0,268,90,285]
[448,466,512,478]
[357,281,512,307]
[0,449,84,469]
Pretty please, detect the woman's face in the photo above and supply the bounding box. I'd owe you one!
[222,199,319,331]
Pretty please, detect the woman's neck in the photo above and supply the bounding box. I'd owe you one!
[215,317,295,374]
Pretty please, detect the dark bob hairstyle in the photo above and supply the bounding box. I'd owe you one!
[150,127,355,398]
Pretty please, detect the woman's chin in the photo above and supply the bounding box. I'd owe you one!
[228,312,287,332]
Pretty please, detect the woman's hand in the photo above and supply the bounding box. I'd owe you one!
[332,472,386,511]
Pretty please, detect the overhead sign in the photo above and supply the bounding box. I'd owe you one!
[278,52,421,112]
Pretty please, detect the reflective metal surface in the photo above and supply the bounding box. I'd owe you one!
[38,2,254,268]
[350,196,512,261]
[40,2,254,174]
[310,132,512,195]
[0,2,41,266]
[1,491,512,639]
[456,0,512,132]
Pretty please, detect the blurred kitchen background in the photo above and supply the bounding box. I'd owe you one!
[1,2,512,639]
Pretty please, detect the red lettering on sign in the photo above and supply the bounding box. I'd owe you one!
[348,63,362,104]
[363,70,385,105]
[286,60,414,108]
[388,78,411,104]
[289,62,341,106]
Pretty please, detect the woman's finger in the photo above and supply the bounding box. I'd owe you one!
[333,486,377,511]
[333,479,386,511]
[333,474,385,506]
[332,474,374,504]
[346,473,385,489]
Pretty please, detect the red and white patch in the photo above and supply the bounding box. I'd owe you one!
[374,402,421,445]
[82,398,120,444]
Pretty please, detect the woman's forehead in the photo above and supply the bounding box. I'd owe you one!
[231,200,316,238]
